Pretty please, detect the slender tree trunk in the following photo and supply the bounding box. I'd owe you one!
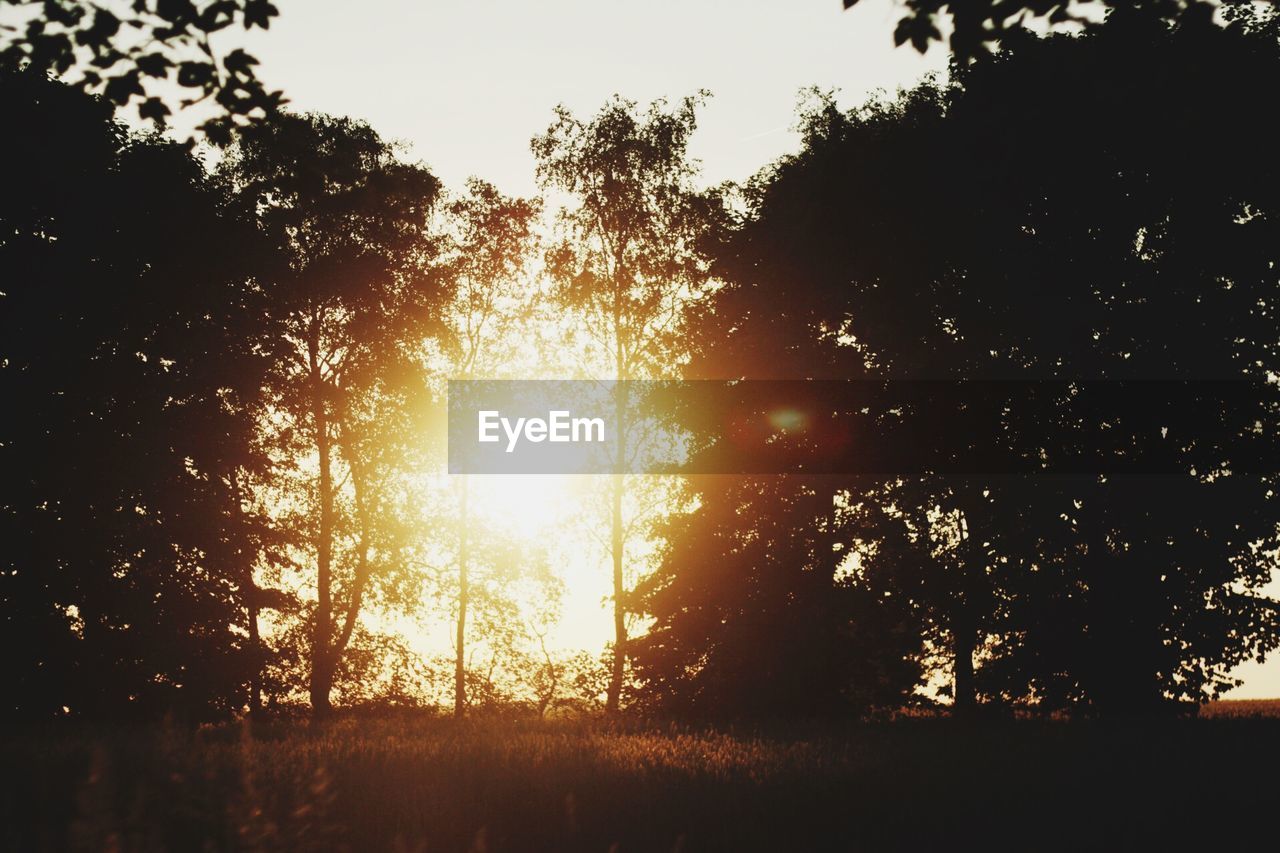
[247,596,262,715]
[607,461,625,713]
[952,510,979,717]
[454,476,469,718]
[952,605,976,716]
[307,319,335,717]
[320,424,377,711]
[605,339,628,714]
[536,631,558,718]
[230,468,262,716]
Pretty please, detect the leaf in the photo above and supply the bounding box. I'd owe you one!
[139,97,172,123]
[89,47,125,69]
[198,0,238,33]
[244,0,280,30]
[42,0,84,28]
[222,48,259,77]
[103,71,144,106]
[79,8,121,48]
[893,17,911,48]
[136,52,172,78]
[893,14,942,54]
[156,0,197,24]
[199,116,234,147]
[177,60,215,89]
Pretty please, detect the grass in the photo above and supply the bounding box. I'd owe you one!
[2,709,1278,851]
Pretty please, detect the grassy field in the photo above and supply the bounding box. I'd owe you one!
[2,708,1278,852]
[1197,698,1280,718]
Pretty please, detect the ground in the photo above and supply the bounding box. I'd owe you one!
[2,703,1277,851]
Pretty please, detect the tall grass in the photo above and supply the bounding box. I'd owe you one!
[3,712,1278,851]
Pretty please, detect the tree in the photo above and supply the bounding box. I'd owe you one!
[646,5,1280,716]
[222,112,448,715]
[0,67,279,718]
[438,178,541,716]
[531,94,722,713]
[634,475,928,718]
[934,7,1280,710]
[1,0,284,143]
[656,83,1008,714]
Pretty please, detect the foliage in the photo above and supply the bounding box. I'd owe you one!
[0,67,286,719]
[3,0,1280,729]
[843,0,1235,60]
[0,0,284,143]
[532,93,727,713]
[642,6,1280,716]
[220,112,449,715]
[439,177,542,378]
[634,476,928,718]
[434,178,543,716]
[533,93,725,381]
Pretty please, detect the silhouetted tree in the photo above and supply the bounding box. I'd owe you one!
[940,7,1280,710]
[644,6,1280,716]
[532,94,723,713]
[222,112,448,715]
[635,475,928,718]
[438,178,541,717]
[0,68,279,718]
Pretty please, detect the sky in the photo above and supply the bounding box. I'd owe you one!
[222,0,1280,699]
[228,0,948,196]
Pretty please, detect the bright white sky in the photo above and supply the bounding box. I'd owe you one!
[231,0,948,196]
[227,0,1278,699]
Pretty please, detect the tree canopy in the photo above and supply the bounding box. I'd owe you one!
[636,5,1280,716]
[2,2,1278,723]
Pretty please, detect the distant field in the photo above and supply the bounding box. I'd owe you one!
[2,714,1278,851]
[1199,698,1280,718]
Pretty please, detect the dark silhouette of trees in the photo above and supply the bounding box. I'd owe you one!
[0,0,283,142]
[928,7,1280,711]
[638,6,1280,717]
[635,475,928,718]
[842,0,1252,60]
[3,1,1279,726]
[0,67,280,718]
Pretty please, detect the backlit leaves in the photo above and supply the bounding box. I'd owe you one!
[0,0,284,141]
[843,0,1223,61]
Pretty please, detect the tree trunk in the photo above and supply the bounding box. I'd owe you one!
[454,476,469,718]
[248,593,262,715]
[324,426,376,712]
[952,609,976,717]
[230,467,262,716]
[307,319,335,717]
[605,372,627,714]
[952,508,980,717]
